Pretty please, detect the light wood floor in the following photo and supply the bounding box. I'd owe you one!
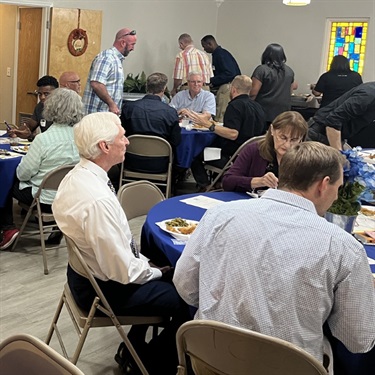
[0,179,197,374]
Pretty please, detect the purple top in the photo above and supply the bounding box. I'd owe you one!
[222,141,268,192]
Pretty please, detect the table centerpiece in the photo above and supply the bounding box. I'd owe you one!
[325,147,375,232]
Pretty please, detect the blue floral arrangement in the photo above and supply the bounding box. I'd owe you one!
[328,147,375,216]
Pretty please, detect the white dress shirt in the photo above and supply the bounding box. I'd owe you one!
[170,89,216,115]
[53,158,162,284]
[173,189,375,363]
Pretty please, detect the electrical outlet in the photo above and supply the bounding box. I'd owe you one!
[7,67,11,77]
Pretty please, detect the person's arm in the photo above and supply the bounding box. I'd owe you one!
[222,143,275,192]
[84,199,162,285]
[202,92,216,118]
[249,77,262,100]
[188,111,238,140]
[326,127,342,150]
[91,81,120,115]
[172,56,183,96]
[328,242,375,353]
[171,79,182,97]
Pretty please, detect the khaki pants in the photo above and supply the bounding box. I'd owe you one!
[214,83,231,122]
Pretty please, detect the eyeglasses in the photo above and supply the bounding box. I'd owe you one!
[119,30,136,38]
[274,133,302,145]
[188,80,203,84]
[68,80,81,84]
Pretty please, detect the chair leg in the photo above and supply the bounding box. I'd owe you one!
[38,213,49,275]
[45,292,65,344]
[11,204,34,251]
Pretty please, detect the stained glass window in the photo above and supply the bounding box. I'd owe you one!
[328,21,368,75]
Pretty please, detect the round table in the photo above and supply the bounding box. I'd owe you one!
[175,128,216,168]
[0,142,22,207]
[141,191,248,266]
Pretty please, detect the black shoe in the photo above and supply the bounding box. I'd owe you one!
[46,230,63,245]
[115,342,142,375]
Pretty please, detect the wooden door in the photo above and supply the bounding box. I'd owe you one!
[48,8,102,94]
[16,8,42,123]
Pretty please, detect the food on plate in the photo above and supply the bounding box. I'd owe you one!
[360,207,375,218]
[165,217,198,235]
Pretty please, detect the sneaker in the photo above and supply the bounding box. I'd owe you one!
[0,229,19,250]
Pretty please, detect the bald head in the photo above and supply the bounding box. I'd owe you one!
[113,27,137,56]
[59,71,81,94]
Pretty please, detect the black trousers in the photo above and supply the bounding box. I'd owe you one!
[190,151,230,188]
[0,180,52,231]
[67,265,190,375]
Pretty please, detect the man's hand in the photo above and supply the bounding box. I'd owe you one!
[108,103,120,115]
[188,111,211,128]
[7,123,31,139]
[149,262,174,282]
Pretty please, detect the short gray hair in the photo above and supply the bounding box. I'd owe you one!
[42,88,83,126]
[74,112,121,159]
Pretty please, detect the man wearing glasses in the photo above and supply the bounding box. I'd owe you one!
[59,71,81,94]
[7,75,59,139]
[82,28,137,116]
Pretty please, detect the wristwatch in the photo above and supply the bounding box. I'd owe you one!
[209,123,216,132]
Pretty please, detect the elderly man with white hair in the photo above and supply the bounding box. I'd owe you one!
[52,112,190,375]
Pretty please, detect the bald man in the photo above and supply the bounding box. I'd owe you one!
[59,71,81,94]
[82,28,137,115]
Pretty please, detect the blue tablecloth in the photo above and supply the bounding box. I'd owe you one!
[141,191,374,271]
[141,191,247,266]
[175,128,216,168]
[0,143,22,207]
[141,191,375,374]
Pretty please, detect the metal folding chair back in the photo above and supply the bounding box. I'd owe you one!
[176,320,328,375]
[0,333,85,375]
[117,180,165,221]
[204,135,265,192]
[11,164,75,274]
[45,235,166,375]
[119,135,173,198]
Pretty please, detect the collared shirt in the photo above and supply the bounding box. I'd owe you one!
[16,124,79,204]
[174,189,375,363]
[121,94,181,147]
[82,47,125,114]
[311,82,375,144]
[53,158,162,285]
[170,89,216,116]
[173,45,213,84]
[211,46,241,87]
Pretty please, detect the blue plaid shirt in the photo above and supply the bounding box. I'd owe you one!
[82,47,125,114]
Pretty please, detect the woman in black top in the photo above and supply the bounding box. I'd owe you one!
[312,55,362,107]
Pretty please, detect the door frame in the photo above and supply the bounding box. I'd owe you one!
[2,0,52,122]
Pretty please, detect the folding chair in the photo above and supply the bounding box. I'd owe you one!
[117,180,165,221]
[204,135,265,192]
[46,235,166,375]
[176,320,328,375]
[11,164,75,275]
[0,333,85,375]
[119,135,173,198]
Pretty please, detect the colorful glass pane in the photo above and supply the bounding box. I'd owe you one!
[327,21,367,75]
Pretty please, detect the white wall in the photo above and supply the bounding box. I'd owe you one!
[3,0,374,94]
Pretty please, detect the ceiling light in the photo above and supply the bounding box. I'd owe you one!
[283,0,311,6]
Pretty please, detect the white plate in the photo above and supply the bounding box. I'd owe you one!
[358,151,375,165]
[354,205,375,233]
[191,125,210,131]
[10,146,28,154]
[156,219,199,241]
